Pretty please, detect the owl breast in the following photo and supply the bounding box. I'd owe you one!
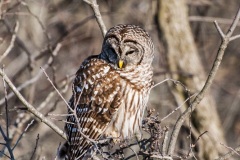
[104,82,150,139]
[104,64,153,140]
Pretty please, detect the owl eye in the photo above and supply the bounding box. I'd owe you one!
[126,50,135,55]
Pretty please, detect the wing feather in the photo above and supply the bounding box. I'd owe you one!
[65,58,122,159]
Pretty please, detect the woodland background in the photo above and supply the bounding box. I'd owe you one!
[0,0,240,159]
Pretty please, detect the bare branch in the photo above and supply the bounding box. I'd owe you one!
[40,67,70,109]
[12,120,35,151]
[1,19,33,68]
[226,8,240,37]
[0,68,15,159]
[0,21,19,62]
[20,1,51,42]
[216,145,240,160]
[214,20,225,39]
[162,127,169,155]
[229,34,240,41]
[30,134,39,160]
[83,0,107,36]
[0,66,46,106]
[0,150,10,159]
[0,126,14,159]
[0,69,67,140]
[160,93,197,122]
[151,78,179,89]
[186,131,208,158]
[189,16,240,26]
[220,143,240,157]
[2,67,9,140]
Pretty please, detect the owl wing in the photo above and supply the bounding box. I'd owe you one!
[65,57,122,158]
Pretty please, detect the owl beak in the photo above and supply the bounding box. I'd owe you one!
[118,60,124,69]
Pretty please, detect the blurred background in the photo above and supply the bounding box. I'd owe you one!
[0,0,240,159]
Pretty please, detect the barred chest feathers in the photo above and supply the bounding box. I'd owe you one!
[104,63,153,139]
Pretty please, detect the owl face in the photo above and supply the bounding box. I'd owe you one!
[100,24,154,69]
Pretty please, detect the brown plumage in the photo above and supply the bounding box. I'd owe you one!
[59,24,154,159]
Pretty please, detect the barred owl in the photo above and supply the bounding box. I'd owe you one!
[59,24,154,159]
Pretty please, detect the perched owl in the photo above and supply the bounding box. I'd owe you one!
[59,24,154,159]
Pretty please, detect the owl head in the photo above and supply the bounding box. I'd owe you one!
[99,24,154,69]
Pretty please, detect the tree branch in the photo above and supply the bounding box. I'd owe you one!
[189,16,240,27]
[0,69,67,140]
[167,6,240,156]
[0,21,19,62]
[0,126,14,159]
[216,145,240,160]
[214,20,225,39]
[83,0,107,37]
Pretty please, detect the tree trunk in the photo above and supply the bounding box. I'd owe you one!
[157,0,226,159]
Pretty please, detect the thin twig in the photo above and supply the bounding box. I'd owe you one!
[0,21,19,62]
[161,93,197,122]
[0,126,14,159]
[1,19,33,68]
[162,127,169,155]
[189,16,240,27]
[2,67,9,140]
[12,120,35,150]
[229,34,240,41]
[220,143,240,157]
[186,131,208,159]
[214,21,225,39]
[216,145,240,160]
[0,150,11,159]
[152,78,188,90]
[40,67,70,109]
[151,78,174,89]
[128,146,140,160]
[0,66,15,159]
[167,7,240,156]
[48,113,73,117]
[20,1,51,42]
[30,134,39,160]
[0,65,46,106]
[83,0,107,37]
